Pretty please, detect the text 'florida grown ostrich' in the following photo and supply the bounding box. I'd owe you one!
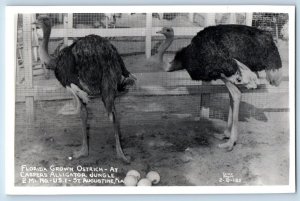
[34,15,136,163]
[166,24,282,151]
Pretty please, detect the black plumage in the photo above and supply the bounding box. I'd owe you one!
[169,25,282,83]
[54,35,131,95]
[35,16,135,163]
[167,24,283,151]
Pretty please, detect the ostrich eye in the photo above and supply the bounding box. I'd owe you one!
[166,29,170,32]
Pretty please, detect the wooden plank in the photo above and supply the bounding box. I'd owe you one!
[31,14,38,62]
[145,13,152,58]
[205,13,216,26]
[200,81,210,118]
[67,13,73,29]
[16,81,289,102]
[245,13,253,26]
[67,13,74,45]
[15,14,21,84]
[23,14,33,87]
[37,28,147,38]
[134,71,289,86]
[16,76,289,102]
[229,13,237,24]
[188,13,194,22]
[22,14,35,124]
[29,71,288,88]
[63,14,68,45]
[36,27,203,38]
[25,97,34,125]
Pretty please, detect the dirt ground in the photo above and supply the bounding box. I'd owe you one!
[14,92,290,186]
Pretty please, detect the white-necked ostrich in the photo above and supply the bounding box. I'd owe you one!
[153,27,174,70]
[34,15,135,163]
[166,24,282,151]
[131,27,174,72]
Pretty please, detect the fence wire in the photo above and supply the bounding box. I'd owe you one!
[15,12,289,130]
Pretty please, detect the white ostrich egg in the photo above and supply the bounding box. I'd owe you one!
[146,171,160,184]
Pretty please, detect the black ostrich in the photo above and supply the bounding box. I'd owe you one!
[34,15,136,163]
[166,24,282,151]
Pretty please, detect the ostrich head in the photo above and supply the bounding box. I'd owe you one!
[34,15,52,30]
[154,27,174,65]
[156,27,174,38]
[166,47,186,72]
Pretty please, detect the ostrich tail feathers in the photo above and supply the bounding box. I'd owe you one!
[118,74,136,94]
[265,68,282,86]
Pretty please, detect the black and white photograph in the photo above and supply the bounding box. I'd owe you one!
[5,6,295,194]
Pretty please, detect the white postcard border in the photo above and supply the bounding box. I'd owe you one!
[5,5,296,195]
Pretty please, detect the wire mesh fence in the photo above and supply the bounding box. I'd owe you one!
[252,13,289,40]
[15,12,289,130]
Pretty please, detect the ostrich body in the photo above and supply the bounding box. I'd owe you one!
[35,16,135,163]
[167,24,282,151]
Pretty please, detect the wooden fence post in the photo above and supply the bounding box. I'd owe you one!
[246,13,253,26]
[189,13,194,22]
[145,13,152,59]
[63,14,68,45]
[23,14,34,126]
[15,14,21,84]
[64,13,73,46]
[205,13,216,26]
[229,13,237,24]
[31,14,38,62]
[58,13,63,23]
[200,82,210,119]
[200,13,215,119]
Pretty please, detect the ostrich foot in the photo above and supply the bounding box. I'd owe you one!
[218,140,236,151]
[72,146,88,159]
[214,129,231,140]
[116,148,131,164]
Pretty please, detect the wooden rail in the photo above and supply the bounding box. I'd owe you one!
[37,27,204,38]
[16,72,289,102]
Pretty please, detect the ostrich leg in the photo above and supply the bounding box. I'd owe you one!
[73,101,89,158]
[214,95,233,140]
[41,63,50,79]
[218,80,241,151]
[110,107,130,163]
[224,95,233,137]
[103,97,130,163]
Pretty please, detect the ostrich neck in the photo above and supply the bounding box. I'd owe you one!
[157,37,174,62]
[40,26,51,60]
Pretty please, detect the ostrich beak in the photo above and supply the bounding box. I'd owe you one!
[156,29,164,34]
[32,21,41,29]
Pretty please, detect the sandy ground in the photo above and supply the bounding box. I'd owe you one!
[15,93,289,186]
